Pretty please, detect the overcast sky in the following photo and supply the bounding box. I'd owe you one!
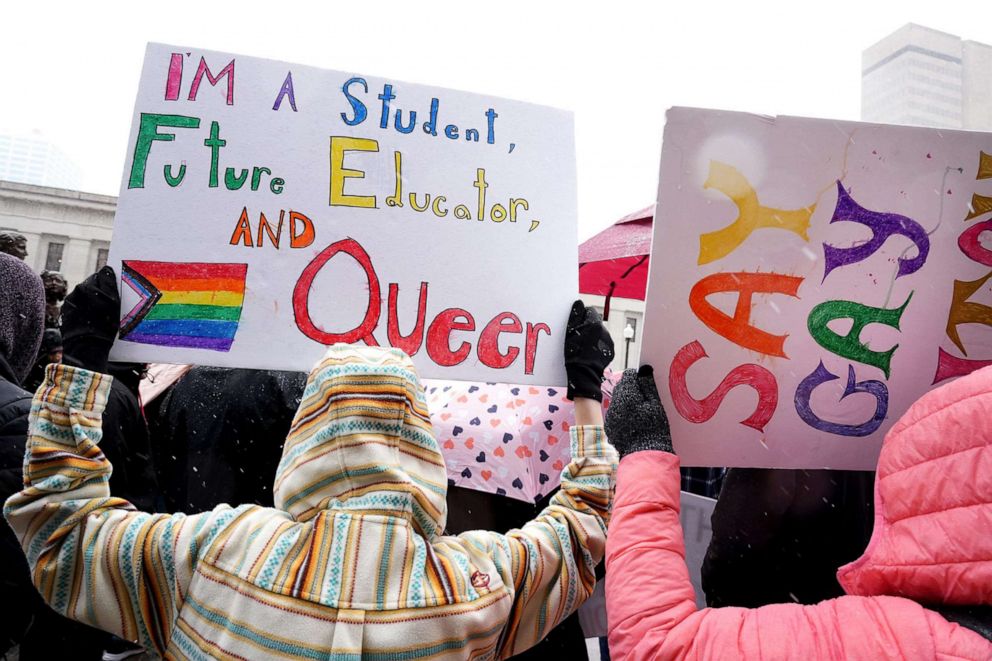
[2,1,987,239]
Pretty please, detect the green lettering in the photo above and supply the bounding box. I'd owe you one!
[128,113,200,189]
[807,293,914,378]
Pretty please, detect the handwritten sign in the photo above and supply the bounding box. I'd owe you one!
[108,44,577,383]
[642,107,992,469]
[679,490,716,608]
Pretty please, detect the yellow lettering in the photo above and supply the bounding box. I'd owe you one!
[329,136,378,208]
[965,193,992,221]
[509,198,528,223]
[409,193,430,212]
[979,151,992,180]
[432,195,448,217]
[386,151,403,207]
[474,168,488,220]
[946,271,992,355]
[698,161,813,265]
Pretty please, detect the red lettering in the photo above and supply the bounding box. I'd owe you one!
[525,322,551,375]
[932,346,992,384]
[387,282,428,357]
[477,312,522,369]
[689,272,803,358]
[426,308,475,366]
[293,239,549,375]
[165,53,183,101]
[668,340,778,432]
[958,219,992,266]
[293,238,379,346]
[188,56,235,105]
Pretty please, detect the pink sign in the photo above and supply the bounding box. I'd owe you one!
[642,107,992,469]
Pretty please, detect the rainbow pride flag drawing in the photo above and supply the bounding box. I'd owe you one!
[119,260,248,352]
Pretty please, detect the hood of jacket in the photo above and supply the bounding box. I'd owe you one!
[0,254,44,385]
[272,344,448,539]
[837,364,992,606]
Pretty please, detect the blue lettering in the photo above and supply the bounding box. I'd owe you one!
[378,84,396,130]
[794,361,889,437]
[422,98,439,136]
[485,108,498,144]
[394,110,417,134]
[340,77,368,126]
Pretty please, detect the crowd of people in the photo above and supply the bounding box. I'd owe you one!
[0,245,989,659]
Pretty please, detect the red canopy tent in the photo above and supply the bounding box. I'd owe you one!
[578,204,654,318]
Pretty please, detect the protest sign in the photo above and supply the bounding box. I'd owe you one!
[108,44,577,384]
[642,107,992,469]
[680,490,716,608]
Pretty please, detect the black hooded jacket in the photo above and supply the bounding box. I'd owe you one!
[149,367,307,513]
[0,354,35,650]
[702,468,875,608]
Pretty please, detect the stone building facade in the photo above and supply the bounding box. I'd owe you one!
[0,179,115,288]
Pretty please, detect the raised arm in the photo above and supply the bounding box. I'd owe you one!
[3,363,243,654]
[462,300,618,657]
[3,268,240,655]
[461,422,617,657]
[601,368,945,661]
[603,365,701,659]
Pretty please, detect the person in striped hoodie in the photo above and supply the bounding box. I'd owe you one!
[4,268,618,660]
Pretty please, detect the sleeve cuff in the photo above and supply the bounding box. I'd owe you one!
[570,425,619,460]
[37,363,113,412]
[616,451,681,508]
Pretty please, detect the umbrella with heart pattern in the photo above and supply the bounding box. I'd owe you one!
[424,371,620,502]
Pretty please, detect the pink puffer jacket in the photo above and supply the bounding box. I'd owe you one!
[606,365,992,660]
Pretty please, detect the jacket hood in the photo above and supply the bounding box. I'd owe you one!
[272,344,447,538]
[837,365,992,605]
[0,253,45,385]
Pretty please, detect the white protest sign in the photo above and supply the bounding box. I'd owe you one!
[108,44,576,384]
[679,490,716,609]
[643,107,992,469]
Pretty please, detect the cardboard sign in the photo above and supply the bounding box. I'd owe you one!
[108,44,577,383]
[643,107,992,469]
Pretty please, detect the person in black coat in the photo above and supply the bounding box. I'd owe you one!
[149,366,307,513]
[0,253,46,655]
[701,467,875,608]
[24,327,63,392]
[445,487,594,660]
[101,363,160,513]
[11,267,160,659]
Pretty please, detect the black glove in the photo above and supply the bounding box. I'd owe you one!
[62,266,120,374]
[564,300,614,402]
[604,364,673,458]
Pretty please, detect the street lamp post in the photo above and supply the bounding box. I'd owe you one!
[623,323,635,369]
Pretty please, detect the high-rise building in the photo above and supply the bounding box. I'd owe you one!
[862,23,992,131]
[0,131,82,190]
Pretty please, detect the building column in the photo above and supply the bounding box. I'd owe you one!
[62,237,93,287]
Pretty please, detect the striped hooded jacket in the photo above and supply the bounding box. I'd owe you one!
[4,344,618,660]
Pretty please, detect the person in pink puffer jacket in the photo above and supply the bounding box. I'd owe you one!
[604,365,992,660]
